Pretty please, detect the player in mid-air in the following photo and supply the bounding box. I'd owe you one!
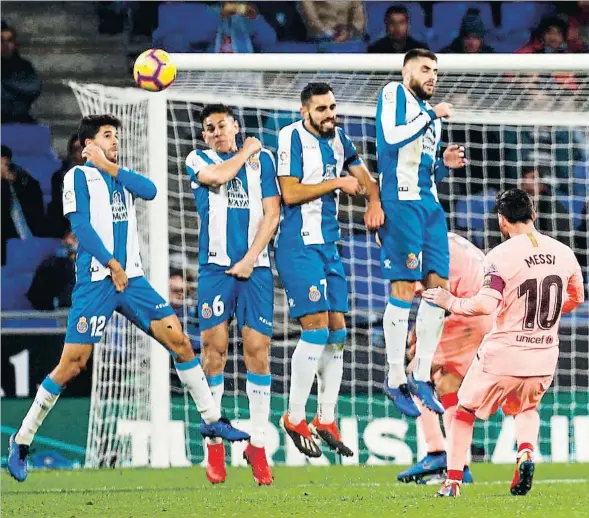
[397,232,494,484]
[423,188,585,497]
[185,104,280,485]
[376,48,467,417]
[7,115,248,483]
[275,82,385,458]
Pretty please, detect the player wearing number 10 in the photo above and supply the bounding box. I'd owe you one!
[7,115,248,483]
[185,104,281,486]
[423,189,584,497]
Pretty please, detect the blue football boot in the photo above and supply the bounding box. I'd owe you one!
[398,452,447,483]
[7,434,29,482]
[407,373,444,414]
[463,465,474,484]
[200,417,250,442]
[383,377,421,418]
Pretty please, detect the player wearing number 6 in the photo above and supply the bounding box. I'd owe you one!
[423,189,584,497]
[376,48,467,417]
[7,115,248,483]
[275,82,384,458]
[185,105,281,486]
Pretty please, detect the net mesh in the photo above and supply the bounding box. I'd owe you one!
[71,66,589,467]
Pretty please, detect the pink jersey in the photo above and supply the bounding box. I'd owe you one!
[478,231,584,377]
[440,233,493,350]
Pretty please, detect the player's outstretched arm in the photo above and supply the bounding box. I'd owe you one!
[82,143,156,200]
[198,137,262,187]
[423,286,500,316]
[226,195,281,279]
[562,268,585,314]
[348,162,384,230]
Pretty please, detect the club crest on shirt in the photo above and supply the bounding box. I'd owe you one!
[77,317,88,333]
[406,253,419,270]
[309,285,321,302]
[323,164,336,180]
[201,303,213,319]
[227,178,249,209]
[247,154,260,171]
[112,191,128,222]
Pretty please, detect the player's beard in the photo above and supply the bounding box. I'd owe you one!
[309,114,337,139]
[409,78,435,100]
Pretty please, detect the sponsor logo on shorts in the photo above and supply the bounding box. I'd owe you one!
[77,316,88,333]
[309,285,321,302]
[258,316,272,327]
[155,302,169,310]
[190,181,198,189]
[406,253,419,270]
[201,303,213,319]
[383,258,392,269]
[288,298,295,308]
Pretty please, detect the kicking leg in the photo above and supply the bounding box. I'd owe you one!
[511,408,540,496]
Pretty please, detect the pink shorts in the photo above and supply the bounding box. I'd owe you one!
[457,355,553,420]
[433,314,492,378]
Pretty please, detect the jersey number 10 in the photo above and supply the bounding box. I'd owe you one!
[518,275,564,331]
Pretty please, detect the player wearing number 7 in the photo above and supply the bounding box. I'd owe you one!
[185,105,281,486]
[424,189,584,497]
[7,115,248,483]
[275,82,385,458]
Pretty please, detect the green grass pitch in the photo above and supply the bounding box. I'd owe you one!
[2,464,588,517]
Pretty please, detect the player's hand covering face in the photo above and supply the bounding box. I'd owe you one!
[404,57,438,100]
[303,91,337,139]
[202,112,239,154]
[85,125,119,163]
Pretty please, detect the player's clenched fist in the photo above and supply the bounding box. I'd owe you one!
[433,102,453,119]
[108,258,129,292]
[338,175,362,196]
[242,137,262,157]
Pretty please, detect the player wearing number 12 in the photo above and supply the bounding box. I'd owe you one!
[423,189,585,497]
[275,82,384,458]
[185,104,281,486]
[7,115,248,483]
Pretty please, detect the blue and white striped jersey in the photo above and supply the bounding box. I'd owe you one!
[376,81,447,203]
[185,148,279,267]
[276,120,362,246]
[62,164,144,283]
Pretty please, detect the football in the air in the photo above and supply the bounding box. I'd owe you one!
[133,49,176,92]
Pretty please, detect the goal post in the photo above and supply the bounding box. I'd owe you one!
[70,52,589,468]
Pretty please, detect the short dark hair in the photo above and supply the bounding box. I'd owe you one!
[301,82,333,105]
[403,48,437,66]
[538,15,568,39]
[495,188,534,224]
[385,5,408,22]
[200,104,235,126]
[1,144,12,160]
[169,268,195,285]
[78,115,121,147]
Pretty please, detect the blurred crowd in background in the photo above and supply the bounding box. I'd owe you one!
[1,2,588,327]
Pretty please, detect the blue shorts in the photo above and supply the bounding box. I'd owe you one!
[197,265,273,337]
[66,276,175,344]
[275,243,349,319]
[379,200,449,281]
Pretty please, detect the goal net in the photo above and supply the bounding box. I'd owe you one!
[70,53,589,468]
